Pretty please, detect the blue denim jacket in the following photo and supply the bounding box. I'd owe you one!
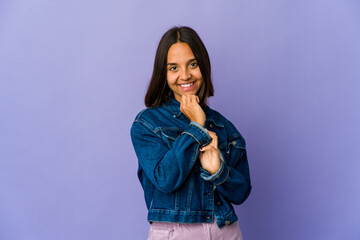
[130,97,251,228]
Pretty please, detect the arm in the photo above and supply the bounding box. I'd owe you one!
[200,121,251,205]
[131,120,212,194]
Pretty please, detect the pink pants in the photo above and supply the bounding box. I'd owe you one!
[148,220,243,240]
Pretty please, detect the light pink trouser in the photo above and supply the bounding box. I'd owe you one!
[148,220,243,240]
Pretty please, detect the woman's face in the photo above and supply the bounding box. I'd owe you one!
[166,42,204,102]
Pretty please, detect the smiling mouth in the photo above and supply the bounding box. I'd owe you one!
[179,81,195,88]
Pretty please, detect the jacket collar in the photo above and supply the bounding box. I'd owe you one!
[162,97,182,118]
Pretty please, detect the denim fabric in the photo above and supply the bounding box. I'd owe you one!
[130,97,251,228]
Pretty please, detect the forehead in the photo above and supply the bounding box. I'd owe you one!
[167,42,195,63]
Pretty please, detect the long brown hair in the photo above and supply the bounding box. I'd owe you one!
[145,26,214,108]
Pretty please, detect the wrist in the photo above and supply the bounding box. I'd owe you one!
[192,119,205,127]
[197,121,205,127]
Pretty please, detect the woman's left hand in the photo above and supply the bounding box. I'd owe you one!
[199,130,221,175]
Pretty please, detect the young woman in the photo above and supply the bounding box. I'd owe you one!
[130,26,251,240]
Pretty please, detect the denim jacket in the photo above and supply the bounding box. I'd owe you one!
[130,97,251,228]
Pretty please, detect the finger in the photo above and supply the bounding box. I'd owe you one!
[205,130,218,148]
[181,95,191,111]
[192,95,200,104]
[196,95,200,103]
[182,95,188,105]
[207,130,217,139]
[212,136,218,148]
[188,94,195,104]
[180,95,185,106]
[200,145,214,152]
[189,95,197,103]
[206,129,215,135]
[187,95,193,105]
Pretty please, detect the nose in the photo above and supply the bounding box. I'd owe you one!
[179,67,191,81]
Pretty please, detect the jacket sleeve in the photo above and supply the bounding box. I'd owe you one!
[200,119,252,205]
[130,120,212,194]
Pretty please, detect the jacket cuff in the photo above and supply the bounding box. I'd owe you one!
[200,151,229,185]
[182,121,212,147]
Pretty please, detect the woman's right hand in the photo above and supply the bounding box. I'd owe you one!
[179,95,206,126]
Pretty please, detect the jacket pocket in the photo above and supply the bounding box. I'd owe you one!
[160,128,183,147]
[226,136,246,166]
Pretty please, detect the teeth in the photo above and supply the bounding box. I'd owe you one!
[180,82,194,87]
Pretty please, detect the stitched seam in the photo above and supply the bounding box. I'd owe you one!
[135,108,148,121]
[149,209,209,214]
[229,135,246,149]
[215,211,233,221]
[182,131,201,145]
[205,108,225,127]
[190,123,211,140]
[162,103,175,115]
[209,163,224,181]
[187,173,194,211]
[187,149,198,210]
[135,119,161,138]
[175,191,179,210]
[206,119,224,127]
[215,167,230,185]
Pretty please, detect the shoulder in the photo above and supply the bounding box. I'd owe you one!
[133,107,153,122]
[132,107,156,129]
[131,106,169,134]
[134,105,169,121]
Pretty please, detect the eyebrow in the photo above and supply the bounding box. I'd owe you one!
[167,58,197,66]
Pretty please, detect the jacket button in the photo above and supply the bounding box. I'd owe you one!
[225,220,231,226]
[209,123,214,128]
[232,140,236,145]
[217,201,222,206]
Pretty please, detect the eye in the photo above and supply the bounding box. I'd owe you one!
[190,62,198,68]
[169,66,177,71]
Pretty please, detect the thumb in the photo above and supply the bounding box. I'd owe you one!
[200,145,212,152]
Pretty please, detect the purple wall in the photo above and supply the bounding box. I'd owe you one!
[1,1,359,239]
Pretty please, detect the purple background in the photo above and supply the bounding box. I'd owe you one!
[1,1,359,239]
